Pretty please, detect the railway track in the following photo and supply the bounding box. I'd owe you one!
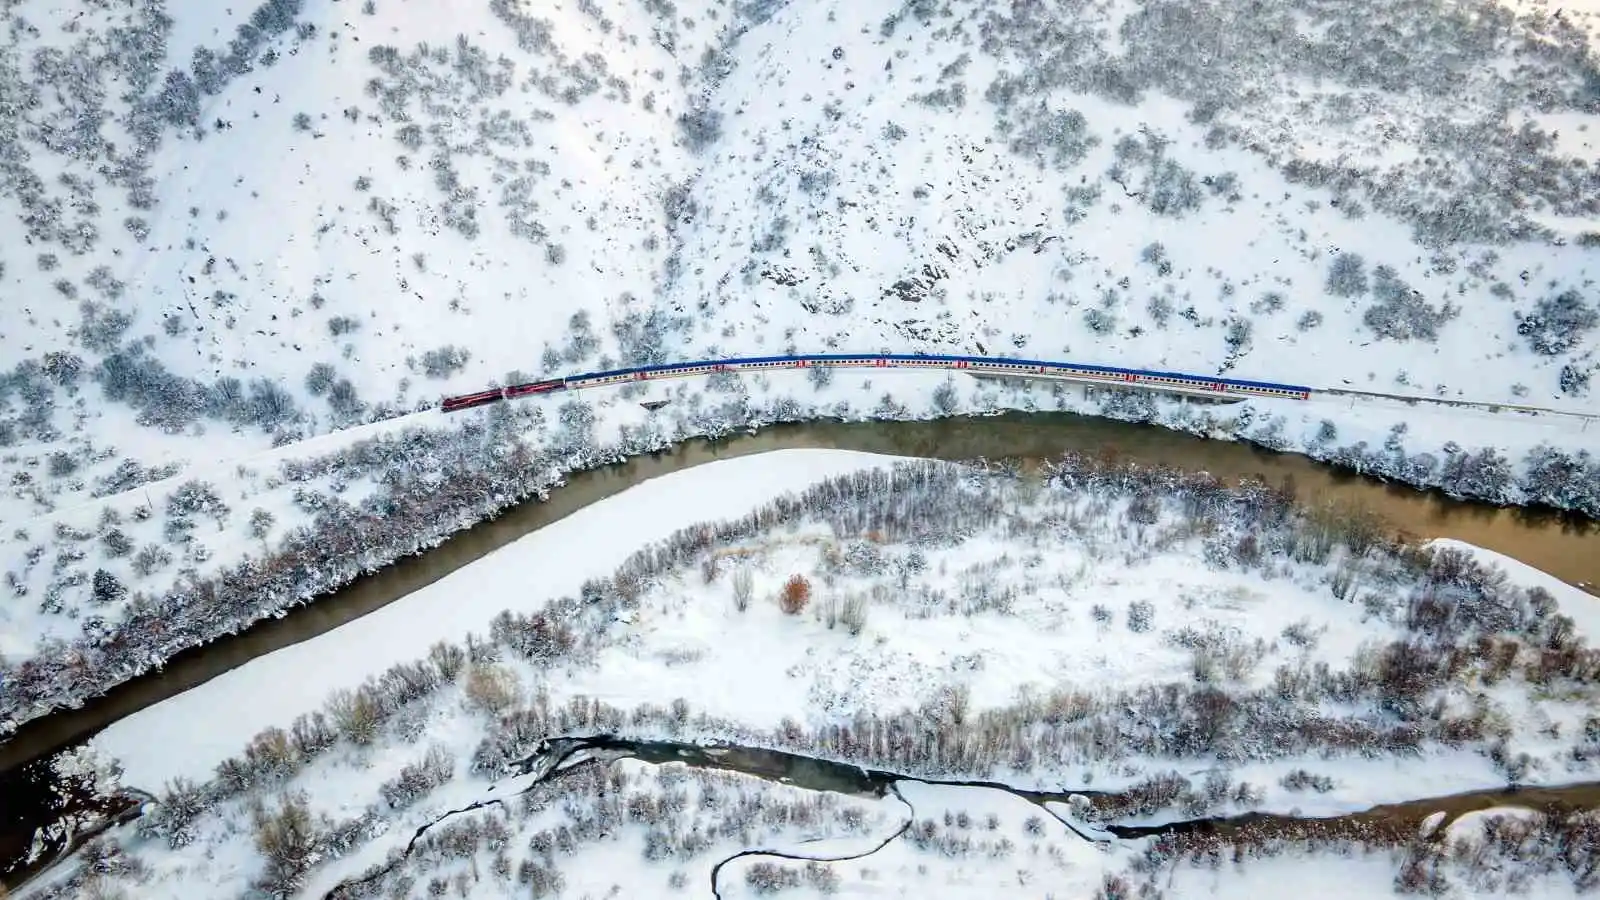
[441,352,1314,413]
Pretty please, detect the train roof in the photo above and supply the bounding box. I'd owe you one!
[564,354,1313,394]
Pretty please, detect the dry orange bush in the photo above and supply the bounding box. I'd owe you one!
[780,574,811,615]
[464,663,519,715]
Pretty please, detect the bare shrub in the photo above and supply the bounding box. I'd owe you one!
[378,659,443,706]
[326,686,383,744]
[1281,619,1319,649]
[251,792,322,898]
[215,756,256,795]
[803,861,841,893]
[1280,769,1336,793]
[732,566,753,612]
[821,594,839,628]
[464,663,520,715]
[745,861,802,894]
[429,640,466,680]
[840,593,869,635]
[780,574,811,615]
[1095,872,1135,900]
[488,609,575,663]
[379,745,457,810]
[243,726,300,780]
[289,711,336,758]
[521,859,565,897]
[136,776,208,848]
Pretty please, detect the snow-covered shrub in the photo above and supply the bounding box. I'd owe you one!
[732,567,754,612]
[1147,294,1174,327]
[1437,446,1514,503]
[1003,101,1099,170]
[1279,769,1335,793]
[677,107,723,152]
[129,543,172,577]
[1362,265,1458,341]
[379,745,456,810]
[251,791,322,898]
[489,609,576,663]
[326,685,385,744]
[375,658,446,706]
[1145,159,1205,217]
[136,777,209,849]
[243,726,302,782]
[167,480,229,522]
[1559,364,1591,396]
[613,307,691,367]
[1280,619,1319,649]
[1324,253,1368,297]
[840,593,869,635]
[519,859,565,897]
[1296,309,1324,331]
[463,662,520,714]
[932,377,959,414]
[220,377,299,432]
[100,528,133,557]
[428,640,467,681]
[90,569,126,605]
[1095,873,1136,900]
[289,711,336,758]
[1516,289,1598,355]
[326,315,360,337]
[304,362,336,396]
[1083,308,1117,334]
[418,345,471,379]
[1140,241,1173,277]
[1223,316,1252,356]
[1250,291,1286,315]
[1126,599,1154,633]
[745,861,802,894]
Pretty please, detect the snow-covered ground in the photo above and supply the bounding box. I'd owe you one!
[92,448,908,781]
[19,449,1591,898]
[4,0,1600,766]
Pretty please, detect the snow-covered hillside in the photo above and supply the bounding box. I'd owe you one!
[18,451,1600,899]
[3,0,1599,734]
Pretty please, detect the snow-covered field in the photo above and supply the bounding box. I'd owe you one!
[3,0,1600,780]
[13,449,1594,898]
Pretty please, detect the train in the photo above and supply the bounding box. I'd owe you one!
[439,353,1315,413]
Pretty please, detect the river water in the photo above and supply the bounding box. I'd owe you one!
[5,413,1596,775]
[2,413,1598,889]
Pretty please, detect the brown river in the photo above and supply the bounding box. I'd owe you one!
[2,412,1598,890]
[4,412,1597,774]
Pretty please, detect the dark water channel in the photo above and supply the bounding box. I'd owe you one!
[4,413,1600,891]
[325,734,1600,900]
